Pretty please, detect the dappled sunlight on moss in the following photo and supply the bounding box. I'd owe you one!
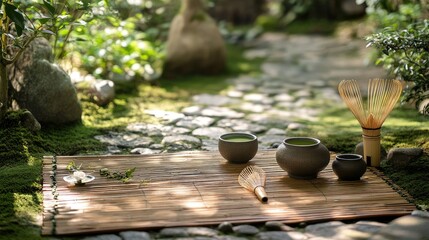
[13,193,42,224]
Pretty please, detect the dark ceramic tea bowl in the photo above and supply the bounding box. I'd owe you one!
[218,132,258,164]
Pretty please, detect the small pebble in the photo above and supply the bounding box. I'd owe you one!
[233,224,259,236]
[265,221,294,231]
[412,210,429,218]
[119,231,151,240]
[218,222,234,233]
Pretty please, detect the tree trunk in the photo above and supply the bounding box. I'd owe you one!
[0,62,7,122]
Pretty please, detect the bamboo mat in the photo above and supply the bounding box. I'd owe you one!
[42,150,415,236]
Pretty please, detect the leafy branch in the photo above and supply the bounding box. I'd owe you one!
[66,160,82,172]
[99,167,136,183]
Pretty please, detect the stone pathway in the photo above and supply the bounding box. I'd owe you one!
[95,34,385,154]
[65,34,429,239]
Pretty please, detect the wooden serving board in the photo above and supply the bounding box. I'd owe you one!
[42,150,415,235]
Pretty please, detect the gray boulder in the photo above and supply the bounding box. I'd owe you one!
[21,110,41,132]
[9,37,82,124]
[386,148,423,168]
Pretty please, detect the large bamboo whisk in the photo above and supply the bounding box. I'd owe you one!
[338,79,402,167]
[238,165,268,203]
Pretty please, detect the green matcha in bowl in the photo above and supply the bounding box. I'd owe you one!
[218,132,258,164]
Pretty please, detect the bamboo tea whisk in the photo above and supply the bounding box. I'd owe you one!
[338,79,402,167]
[238,165,268,203]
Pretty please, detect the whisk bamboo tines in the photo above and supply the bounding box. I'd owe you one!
[338,79,402,167]
[238,165,268,203]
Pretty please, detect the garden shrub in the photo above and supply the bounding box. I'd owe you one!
[361,1,429,114]
[19,0,177,83]
[366,20,429,114]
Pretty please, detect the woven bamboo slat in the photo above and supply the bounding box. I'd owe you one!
[42,150,415,236]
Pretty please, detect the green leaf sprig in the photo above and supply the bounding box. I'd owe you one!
[99,167,136,183]
[66,161,82,172]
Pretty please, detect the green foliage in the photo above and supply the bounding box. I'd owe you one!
[66,160,82,172]
[0,112,43,239]
[381,154,429,209]
[17,0,177,82]
[359,1,423,29]
[3,2,25,36]
[66,0,177,82]
[363,1,429,114]
[99,167,136,183]
[75,13,165,82]
[255,0,312,30]
[0,112,41,168]
[366,21,429,114]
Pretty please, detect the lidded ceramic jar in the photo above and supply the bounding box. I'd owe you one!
[276,137,330,179]
[332,154,366,181]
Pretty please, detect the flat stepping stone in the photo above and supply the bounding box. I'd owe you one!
[130,148,161,155]
[161,135,201,149]
[216,119,267,133]
[126,123,191,136]
[265,109,294,119]
[176,116,216,129]
[258,135,285,147]
[201,139,219,151]
[145,109,185,123]
[226,90,244,98]
[246,113,287,126]
[239,102,267,113]
[274,93,294,102]
[193,94,236,106]
[200,107,245,119]
[265,128,286,135]
[94,132,153,148]
[182,105,203,116]
[243,93,273,104]
[192,127,230,139]
[234,83,257,92]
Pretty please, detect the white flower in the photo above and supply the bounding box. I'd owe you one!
[73,171,86,182]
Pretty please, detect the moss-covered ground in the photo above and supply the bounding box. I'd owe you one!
[0,42,428,240]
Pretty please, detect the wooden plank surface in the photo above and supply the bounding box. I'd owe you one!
[42,150,415,235]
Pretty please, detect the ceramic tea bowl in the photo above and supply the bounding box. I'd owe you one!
[332,153,366,181]
[218,132,258,164]
[276,137,330,179]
